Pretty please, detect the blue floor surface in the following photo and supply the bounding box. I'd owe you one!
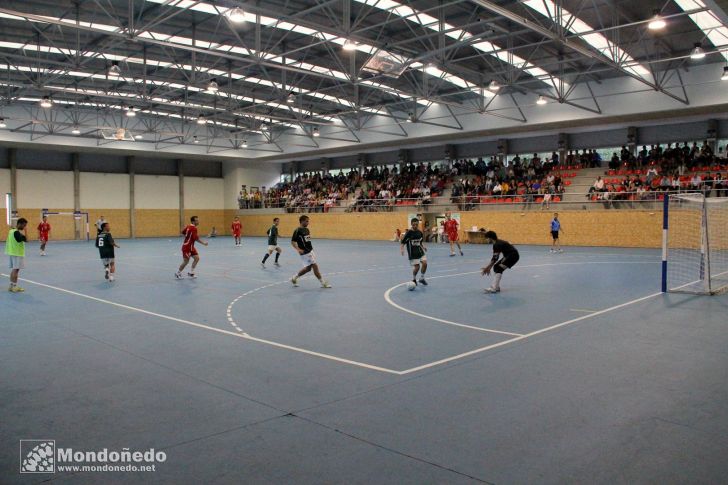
[1,237,727,483]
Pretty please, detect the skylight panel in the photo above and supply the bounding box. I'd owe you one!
[674,0,728,61]
[522,0,651,78]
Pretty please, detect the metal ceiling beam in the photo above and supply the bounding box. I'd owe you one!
[470,0,690,105]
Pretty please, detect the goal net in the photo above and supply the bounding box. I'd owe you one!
[663,193,728,294]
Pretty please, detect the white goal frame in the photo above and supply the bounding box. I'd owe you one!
[41,209,90,241]
[662,193,728,295]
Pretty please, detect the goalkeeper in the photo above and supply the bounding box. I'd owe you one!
[481,230,520,294]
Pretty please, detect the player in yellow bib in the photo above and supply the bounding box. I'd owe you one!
[5,217,28,292]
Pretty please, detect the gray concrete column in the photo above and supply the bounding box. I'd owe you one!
[128,156,136,238]
[557,134,568,165]
[177,159,185,231]
[8,148,16,217]
[72,153,80,239]
[627,126,637,157]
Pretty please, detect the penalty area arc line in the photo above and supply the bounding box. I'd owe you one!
[3,274,402,375]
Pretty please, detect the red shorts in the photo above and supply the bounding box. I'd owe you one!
[182,246,198,259]
[233,231,241,237]
[39,235,49,242]
[447,232,459,242]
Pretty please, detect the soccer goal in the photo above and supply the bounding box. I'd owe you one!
[662,193,728,294]
[41,209,91,241]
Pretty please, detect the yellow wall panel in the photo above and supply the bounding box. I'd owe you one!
[239,210,664,248]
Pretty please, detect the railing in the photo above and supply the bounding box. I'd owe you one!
[237,189,726,213]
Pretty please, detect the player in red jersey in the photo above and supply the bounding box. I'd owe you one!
[231,216,242,246]
[175,215,208,279]
[37,215,51,256]
[443,211,463,257]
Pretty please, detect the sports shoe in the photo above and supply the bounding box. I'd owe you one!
[449,253,455,257]
[261,262,266,268]
[108,275,115,282]
[40,251,46,256]
[558,249,563,253]
[10,285,25,292]
[274,262,280,267]
[291,276,299,287]
[105,270,109,280]
[175,271,183,279]
[460,251,464,256]
[320,280,332,288]
[484,286,500,293]
[550,249,554,253]
[418,278,428,286]
[187,273,197,279]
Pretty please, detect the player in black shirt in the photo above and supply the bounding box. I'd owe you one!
[290,215,331,288]
[261,217,282,267]
[481,230,519,293]
[95,222,120,282]
[400,217,428,287]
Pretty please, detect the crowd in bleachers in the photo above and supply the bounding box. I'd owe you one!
[449,153,568,209]
[587,141,728,205]
[239,140,727,212]
[263,162,451,212]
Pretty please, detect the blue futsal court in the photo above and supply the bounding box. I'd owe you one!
[2,238,727,483]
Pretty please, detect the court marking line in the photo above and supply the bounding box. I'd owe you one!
[569,308,598,313]
[398,290,663,374]
[4,260,663,376]
[3,274,400,375]
[383,261,658,337]
[383,284,523,337]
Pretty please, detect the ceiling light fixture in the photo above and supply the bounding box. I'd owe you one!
[536,95,547,105]
[488,80,501,92]
[691,43,706,60]
[286,92,295,103]
[722,66,728,81]
[40,96,53,108]
[197,114,207,125]
[193,136,199,144]
[647,10,666,31]
[207,79,219,93]
[0,118,6,128]
[312,127,320,137]
[134,134,143,139]
[125,106,136,117]
[108,61,121,77]
[71,126,80,135]
[225,7,246,23]
[242,140,248,148]
[342,39,358,51]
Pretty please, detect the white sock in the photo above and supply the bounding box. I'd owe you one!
[494,273,503,289]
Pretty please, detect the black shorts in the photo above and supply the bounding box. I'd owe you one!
[495,253,519,272]
[551,230,559,240]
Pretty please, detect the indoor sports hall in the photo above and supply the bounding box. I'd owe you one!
[1,1,728,484]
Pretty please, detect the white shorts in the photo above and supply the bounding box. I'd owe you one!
[8,256,25,270]
[268,245,281,252]
[409,255,427,266]
[300,251,316,266]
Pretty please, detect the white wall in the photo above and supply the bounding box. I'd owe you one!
[80,173,130,209]
[135,175,178,209]
[222,161,281,209]
[184,177,224,209]
[0,169,10,208]
[17,169,74,208]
